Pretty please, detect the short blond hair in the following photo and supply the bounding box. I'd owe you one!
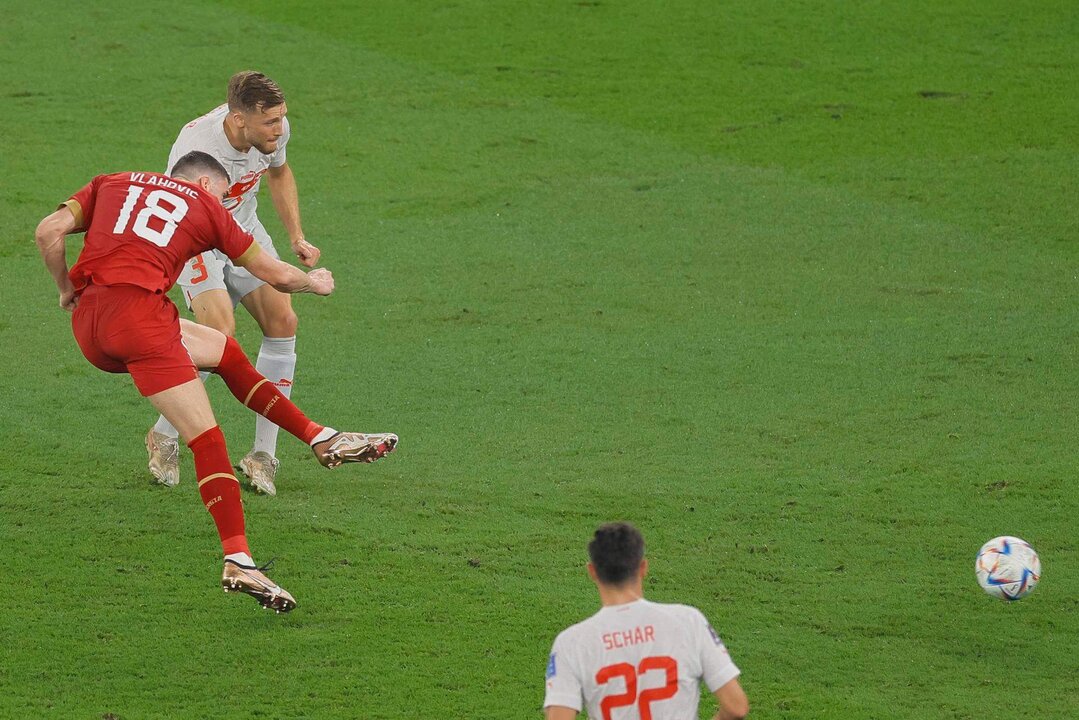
[227,71,285,113]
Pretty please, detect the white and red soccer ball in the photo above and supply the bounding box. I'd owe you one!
[975,536,1041,601]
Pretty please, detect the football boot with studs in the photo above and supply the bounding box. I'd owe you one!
[313,432,398,469]
[240,450,280,496]
[221,558,296,613]
[146,429,181,487]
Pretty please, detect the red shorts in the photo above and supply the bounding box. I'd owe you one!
[71,284,198,397]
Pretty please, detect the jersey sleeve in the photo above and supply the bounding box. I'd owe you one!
[62,175,103,231]
[270,117,290,167]
[543,632,584,712]
[694,609,741,692]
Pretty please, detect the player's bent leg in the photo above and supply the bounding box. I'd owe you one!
[212,335,322,443]
[179,318,228,370]
[210,335,399,468]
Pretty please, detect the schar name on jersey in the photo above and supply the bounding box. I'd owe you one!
[602,625,655,650]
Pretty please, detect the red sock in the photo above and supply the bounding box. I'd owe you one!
[189,426,249,556]
[213,336,324,444]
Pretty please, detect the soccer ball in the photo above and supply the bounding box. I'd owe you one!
[975,536,1041,601]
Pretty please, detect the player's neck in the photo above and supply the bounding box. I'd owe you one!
[597,582,644,607]
[222,116,252,153]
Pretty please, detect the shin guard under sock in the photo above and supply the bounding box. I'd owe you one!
[213,336,323,444]
[189,425,248,556]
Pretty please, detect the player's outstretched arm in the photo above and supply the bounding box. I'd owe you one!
[544,706,579,720]
[712,678,749,720]
[35,207,79,311]
[240,245,334,296]
[267,162,321,267]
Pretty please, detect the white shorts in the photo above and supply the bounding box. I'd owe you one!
[178,221,280,309]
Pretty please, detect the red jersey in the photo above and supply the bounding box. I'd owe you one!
[65,172,257,295]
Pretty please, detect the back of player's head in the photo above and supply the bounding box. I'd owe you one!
[228,71,285,113]
[588,522,645,585]
[170,151,229,184]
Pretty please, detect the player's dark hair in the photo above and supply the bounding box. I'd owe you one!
[588,522,645,585]
[227,71,285,112]
[170,151,229,183]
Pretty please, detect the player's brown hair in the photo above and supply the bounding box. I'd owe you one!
[588,522,645,585]
[227,71,285,113]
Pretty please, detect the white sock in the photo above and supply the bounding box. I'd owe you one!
[153,371,212,439]
[225,551,254,567]
[253,336,296,457]
[310,427,337,446]
[153,415,179,438]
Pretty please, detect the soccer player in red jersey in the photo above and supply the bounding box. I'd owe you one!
[34,151,398,612]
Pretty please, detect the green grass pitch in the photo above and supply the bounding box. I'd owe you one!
[1,1,1077,717]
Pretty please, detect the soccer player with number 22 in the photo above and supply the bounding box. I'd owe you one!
[544,523,749,720]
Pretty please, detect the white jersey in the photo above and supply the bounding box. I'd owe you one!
[544,599,740,720]
[166,103,290,233]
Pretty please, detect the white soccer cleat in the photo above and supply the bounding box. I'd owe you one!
[146,429,181,487]
[240,450,280,496]
[313,432,398,469]
[221,559,296,613]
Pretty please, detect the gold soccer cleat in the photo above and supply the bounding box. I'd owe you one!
[240,450,280,496]
[313,432,398,469]
[221,559,296,613]
[146,429,181,487]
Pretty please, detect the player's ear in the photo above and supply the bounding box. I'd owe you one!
[197,175,213,193]
[639,558,649,580]
[586,562,600,584]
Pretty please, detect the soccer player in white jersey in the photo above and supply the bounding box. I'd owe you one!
[146,71,321,496]
[544,523,749,720]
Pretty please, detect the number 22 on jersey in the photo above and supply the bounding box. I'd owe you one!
[112,185,190,247]
[595,656,678,720]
